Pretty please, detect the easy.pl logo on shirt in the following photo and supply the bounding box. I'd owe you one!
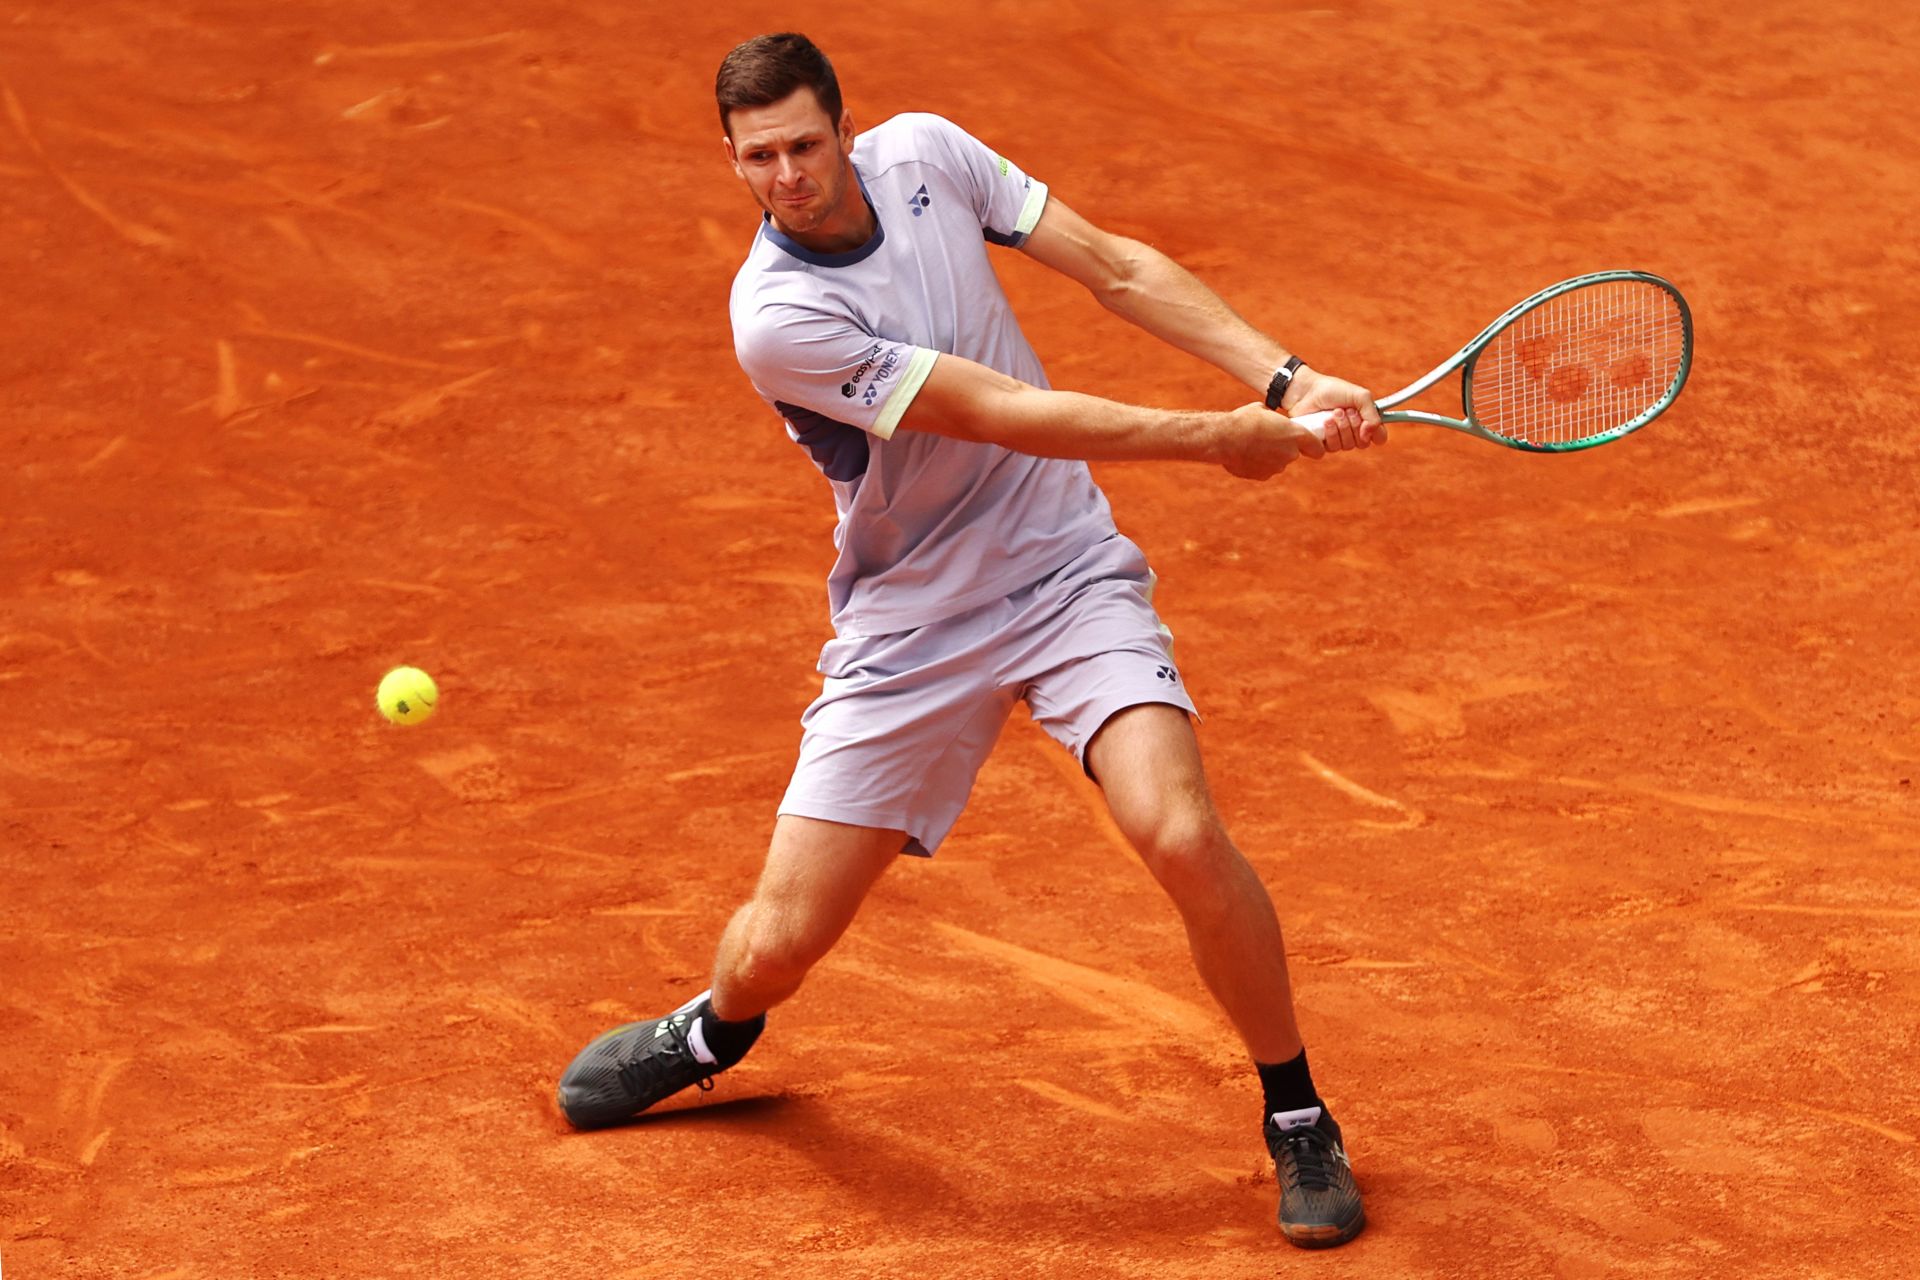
[908,184,932,217]
[841,342,885,398]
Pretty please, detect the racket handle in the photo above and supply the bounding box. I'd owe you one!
[1290,409,1334,441]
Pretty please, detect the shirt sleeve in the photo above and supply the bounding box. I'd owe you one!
[734,302,938,442]
[916,114,1049,248]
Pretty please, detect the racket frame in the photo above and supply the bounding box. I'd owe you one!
[1356,269,1694,453]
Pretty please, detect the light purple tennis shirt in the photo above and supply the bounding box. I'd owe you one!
[729,113,1118,638]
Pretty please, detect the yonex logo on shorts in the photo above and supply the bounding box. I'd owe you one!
[909,183,932,216]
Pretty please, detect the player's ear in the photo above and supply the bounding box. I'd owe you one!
[837,109,856,151]
[722,133,742,179]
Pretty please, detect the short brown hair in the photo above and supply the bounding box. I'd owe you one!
[715,33,844,136]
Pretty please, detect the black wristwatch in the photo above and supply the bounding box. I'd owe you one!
[1263,356,1304,410]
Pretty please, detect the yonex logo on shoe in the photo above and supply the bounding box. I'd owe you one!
[909,184,932,216]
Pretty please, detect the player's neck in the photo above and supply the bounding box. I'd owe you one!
[772,168,877,256]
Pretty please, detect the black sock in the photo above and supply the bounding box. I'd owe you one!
[1256,1049,1321,1119]
[694,996,765,1069]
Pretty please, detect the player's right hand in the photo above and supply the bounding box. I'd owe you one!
[1218,402,1327,480]
[1283,367,1387,449]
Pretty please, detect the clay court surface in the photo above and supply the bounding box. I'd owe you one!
[4,2,1918,1276]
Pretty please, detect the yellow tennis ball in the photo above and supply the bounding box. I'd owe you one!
[377,666,439,726]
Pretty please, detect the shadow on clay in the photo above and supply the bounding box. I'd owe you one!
[605,1093,796,1129]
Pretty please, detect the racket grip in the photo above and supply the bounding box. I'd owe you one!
[1290,409,1334,441]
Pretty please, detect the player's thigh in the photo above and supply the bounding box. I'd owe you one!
[784,605,1017,857]
[1085,703,1221,852]
[747,814,906,952]
[1017,535,1198,777]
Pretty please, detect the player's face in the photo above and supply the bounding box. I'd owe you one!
[724,89,858,238]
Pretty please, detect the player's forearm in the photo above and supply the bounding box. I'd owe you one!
[967,385,1233,463]
[1096,238,1289,393]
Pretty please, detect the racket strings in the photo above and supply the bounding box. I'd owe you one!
[1472,281,1686,446]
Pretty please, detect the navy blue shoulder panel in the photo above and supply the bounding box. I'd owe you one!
[775,400,870,482]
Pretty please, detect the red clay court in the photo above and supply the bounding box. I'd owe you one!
[3,2,1917,1276]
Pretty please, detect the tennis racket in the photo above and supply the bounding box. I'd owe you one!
[1297,270,1693,453]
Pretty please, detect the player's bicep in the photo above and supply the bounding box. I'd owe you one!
[1020,198,1136,294]
[893,351,1032,443]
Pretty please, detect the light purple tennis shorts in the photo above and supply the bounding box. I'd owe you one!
[778,534,1198,857]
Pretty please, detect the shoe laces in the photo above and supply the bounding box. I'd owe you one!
[1278,1125,1337,1192]
[614,1016,716,1098]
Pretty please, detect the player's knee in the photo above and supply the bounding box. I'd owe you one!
[1134,812,1236,906]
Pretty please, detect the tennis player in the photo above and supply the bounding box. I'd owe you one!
[558,32,1384,1249]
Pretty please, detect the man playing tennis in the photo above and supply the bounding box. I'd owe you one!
[558,32,1385,1249]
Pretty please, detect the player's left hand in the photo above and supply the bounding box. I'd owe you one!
[1281,367,1387,450]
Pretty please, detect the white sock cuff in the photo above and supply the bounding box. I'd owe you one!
[685,1016,719,1066]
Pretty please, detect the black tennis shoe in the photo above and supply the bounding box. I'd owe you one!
[1266,1105,1366,1248]
[555,990,757,1130]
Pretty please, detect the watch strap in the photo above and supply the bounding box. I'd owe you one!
[1264,356,1304,410]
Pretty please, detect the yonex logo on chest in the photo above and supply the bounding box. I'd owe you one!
[909,184,932,216]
